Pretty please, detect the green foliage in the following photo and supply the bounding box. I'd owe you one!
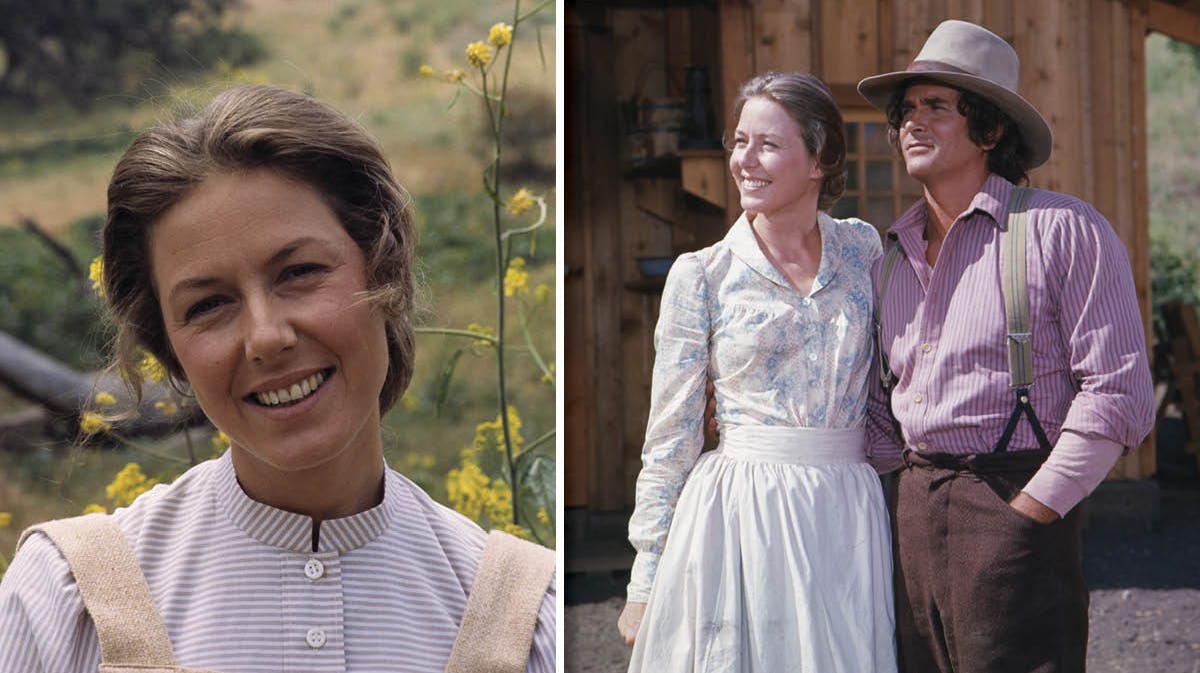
[1150,237,1200,317]
[0,0,264,109]
[0,130,135,179]
[0,217,109,369]
[1146,34,1200,255]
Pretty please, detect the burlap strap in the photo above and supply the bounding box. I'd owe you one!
[444,530,555,673]
[19,513,217,673]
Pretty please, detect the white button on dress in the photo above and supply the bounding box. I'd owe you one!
[305,627,326,649]
[304,558,325,581]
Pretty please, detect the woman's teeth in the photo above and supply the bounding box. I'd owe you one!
[255,371,326,406]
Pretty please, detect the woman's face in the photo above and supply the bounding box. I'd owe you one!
[729,96,823,221]
[149,168,389,481]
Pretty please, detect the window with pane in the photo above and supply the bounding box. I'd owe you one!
[830,111,924,237]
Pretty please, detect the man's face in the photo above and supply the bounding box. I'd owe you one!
[897,83,991,186]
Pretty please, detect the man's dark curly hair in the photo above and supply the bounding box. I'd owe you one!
[884,78,1035,185]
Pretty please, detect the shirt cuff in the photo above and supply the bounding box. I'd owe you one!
[1021,431,1125,517]
[626,551,660,603]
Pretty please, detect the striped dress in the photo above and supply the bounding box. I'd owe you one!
[0,451,555,673]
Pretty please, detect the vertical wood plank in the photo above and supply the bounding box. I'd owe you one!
[1088,1,1118,223]
[753,0,814,74]
[563,7,590,508]
[612,10,676,508]
[574,8,628,510]
[1129,1,1156,478]
[1014,0,1069,193]
[720,0,754,222]
[819,0,879,84]
[983,0,1014,41]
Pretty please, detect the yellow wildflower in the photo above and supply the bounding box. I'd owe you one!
[418,64,434,77]
[95,391,117,406]
[106,463,157,508]
[466,322,495,347]
[472,407,524,455]
[537,507,551,527]
[0,512,11,528]
[504,257,529,297]
[487,23,513,47]
[404,452,436,471]
[447,461,491,521]
[154,400,178,416]
[211,430,230,451]
[79,411,111,435]
[507,187,535,216]
[139,352,168,384]
[534,283,550,304]
[82,503,107,514]
[499,523,531,540]
[89,256,105,298]
[465,41,493,68]
[446,68,467,83]
[541,362,556,385]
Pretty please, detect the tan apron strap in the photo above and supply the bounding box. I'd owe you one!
[19,513,178,669]
[445,530,554,673]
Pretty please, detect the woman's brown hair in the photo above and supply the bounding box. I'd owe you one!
[104,84,416,413]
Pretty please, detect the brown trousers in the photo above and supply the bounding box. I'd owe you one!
[892,450,1088,673]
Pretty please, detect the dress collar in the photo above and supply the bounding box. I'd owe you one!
[211,450,397,553]
[725,211,839,296]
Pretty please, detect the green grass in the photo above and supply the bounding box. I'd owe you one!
[1147,34,1200,255]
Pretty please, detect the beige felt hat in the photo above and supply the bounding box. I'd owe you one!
[857,19,1053,168]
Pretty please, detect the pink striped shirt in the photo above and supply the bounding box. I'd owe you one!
[866,175,1155,515]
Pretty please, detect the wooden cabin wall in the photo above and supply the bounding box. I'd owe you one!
[567,0,1159,512]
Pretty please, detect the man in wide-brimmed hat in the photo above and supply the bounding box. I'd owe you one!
[858,19,1154,673]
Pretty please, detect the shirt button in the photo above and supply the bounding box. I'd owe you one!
[922,342,932,353]
[304,558,325,581]
[913,393,924,403]
[808,352,818,362]
[917,442,928,451]
[306,627,326,649]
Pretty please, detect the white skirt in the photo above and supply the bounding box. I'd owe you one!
[628,426,897,673]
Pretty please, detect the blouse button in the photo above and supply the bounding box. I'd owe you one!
[306,627,326,649]
[304,558,325,581]
[922,342,932,353]
[917,442,928,451]
[808,352,818,362]
[913,393,924,403]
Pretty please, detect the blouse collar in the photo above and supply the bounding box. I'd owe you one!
[725,211,840,297]
[211,450,397,554]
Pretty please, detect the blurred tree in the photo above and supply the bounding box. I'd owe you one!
[0,0,263,109]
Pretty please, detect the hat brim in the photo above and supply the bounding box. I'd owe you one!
[857,70,1053,169]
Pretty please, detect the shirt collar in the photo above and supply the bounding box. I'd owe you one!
[212,450,397,553]
[725,211,840,296]
[887,173,1015,237]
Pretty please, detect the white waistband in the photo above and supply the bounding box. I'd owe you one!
[720,425,866,465]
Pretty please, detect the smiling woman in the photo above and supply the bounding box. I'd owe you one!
[0,85,555,673]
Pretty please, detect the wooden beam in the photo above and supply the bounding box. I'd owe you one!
[1148,0,1200,45]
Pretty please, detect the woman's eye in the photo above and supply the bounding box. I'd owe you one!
[281,263,326,281]
[185,296,226,322]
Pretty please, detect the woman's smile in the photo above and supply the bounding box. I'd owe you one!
[149,168,390,493]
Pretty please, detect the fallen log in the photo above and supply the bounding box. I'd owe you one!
[0,329,205,437]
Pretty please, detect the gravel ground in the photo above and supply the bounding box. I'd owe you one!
[565,484,1200,673]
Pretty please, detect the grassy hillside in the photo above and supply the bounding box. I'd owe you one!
[1146,33,1200,255]
[0,0,556,552]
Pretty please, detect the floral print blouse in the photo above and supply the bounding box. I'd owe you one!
[626,213,882,602]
